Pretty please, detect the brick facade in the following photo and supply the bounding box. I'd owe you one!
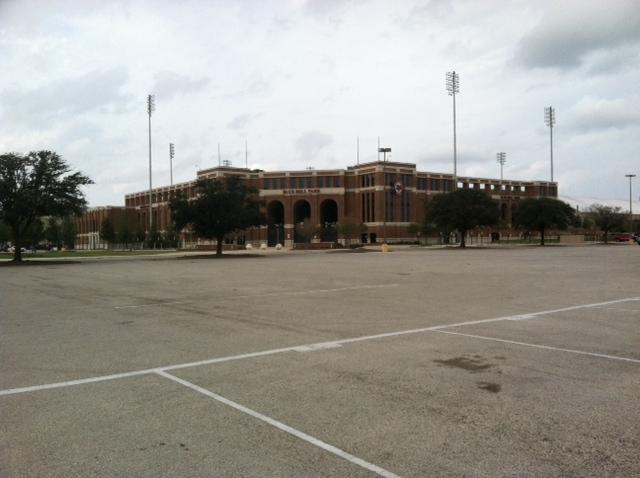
[77,160,558,248]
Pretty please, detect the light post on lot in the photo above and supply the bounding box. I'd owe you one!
[446,70,460,189]
[544,106,555,182]
[379,147,391,244]
[147,94,155,233]
[169,143,174,187]
[625,174,636,232]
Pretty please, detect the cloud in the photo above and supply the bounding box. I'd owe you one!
[152,70,210,100]
[0,67,130,127]
[227,114,253,130]
[567,96,640,134]
[515,1,640,70]
[294,131,333,159]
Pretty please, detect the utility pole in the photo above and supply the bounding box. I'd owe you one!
[147,94,155,233]
[545,106,556,182]
[625,174,636,232]
[446,71,460,190]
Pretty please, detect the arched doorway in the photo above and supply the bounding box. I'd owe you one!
[267,201,285,246]
[320,199,338,242]
[293,200,311,243]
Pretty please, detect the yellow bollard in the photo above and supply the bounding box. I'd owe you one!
[381,243,391,253]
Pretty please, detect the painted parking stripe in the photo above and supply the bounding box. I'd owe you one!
[2,295,639,397]
[435,330,640,364]
[156,370,402,478]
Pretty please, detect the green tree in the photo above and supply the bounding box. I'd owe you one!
[133,229,146,246]
[146,222,162,249]
[337,217,367,247]
[0,151,92,261]
[589,204,625,244]
[118,224,133,248]
[170,176,264,256]
[61,216,76,249]
[100,217,116,248]
[514,198,574,246]
[425,189,500,248]
[0,220,11,248]
[44,218,62,248]
[24,217,44,249]
[296,217,319,244]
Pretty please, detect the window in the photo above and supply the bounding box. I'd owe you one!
[385,191,395,222]
[400,174,412,187]
[417,178,427,190]
[400,191,411,222]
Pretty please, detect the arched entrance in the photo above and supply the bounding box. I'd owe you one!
[293,200,311,243]
[320,199,338,242]
[267,200,285,246]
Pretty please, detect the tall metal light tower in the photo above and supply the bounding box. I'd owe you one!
[169,143,175,186]
[496,152,506,181]
[147,94,155,232]
[544,106,556,182]
[446,71,460,189]
[625,174,636,232]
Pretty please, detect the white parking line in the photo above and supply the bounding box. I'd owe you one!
[2,295,639,397]
[113,284,400,310]
[435,330,640,364]
[593,307,640,313]
[156,370,401,478]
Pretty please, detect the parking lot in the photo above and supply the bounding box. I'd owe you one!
[1,245,639,477]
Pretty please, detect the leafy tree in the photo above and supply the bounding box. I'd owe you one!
[61,216,76,249]
[514,198,574,246]
[44,218,62,248]
[589,204,625,244]
[0,151,92,261]
[0,220,11,248]
[425,189,500,248]
[170,176,264,255]
[118,224,133,248]
[337,217,367,247]
[295,217,319,244]
[100,217,116,248]
[133,229,146,245]
[24,217,44,249]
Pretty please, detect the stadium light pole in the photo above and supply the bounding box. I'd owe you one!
[169,143,174,186]
[496,152,506,181]
[625,174,636,232]
[446,71,460,190]
[147,94,155,233]
[379,147,392,244]
[544,106,555,182]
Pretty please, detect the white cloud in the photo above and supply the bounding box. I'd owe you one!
[0,0,638,205]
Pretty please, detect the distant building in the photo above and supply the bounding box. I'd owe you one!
[76,160,558,249]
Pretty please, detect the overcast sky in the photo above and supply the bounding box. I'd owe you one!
[1,0,639,206]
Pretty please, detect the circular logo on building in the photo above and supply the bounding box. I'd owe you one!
[394,182,403,195]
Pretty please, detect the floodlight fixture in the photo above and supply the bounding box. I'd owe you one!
[544,106,556,182]
[378,147,391,162]
[496,152,506,181]
[446,71,460,189]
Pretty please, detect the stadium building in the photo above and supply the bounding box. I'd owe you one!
[76,160,558,249]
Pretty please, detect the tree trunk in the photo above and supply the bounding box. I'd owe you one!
[216,236,223,256]
[13,230,23,262]
[459,230,466,248]
[540,227,545,246]
[603,230,609,244]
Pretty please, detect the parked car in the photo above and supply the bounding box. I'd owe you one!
[612,233,634,242]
